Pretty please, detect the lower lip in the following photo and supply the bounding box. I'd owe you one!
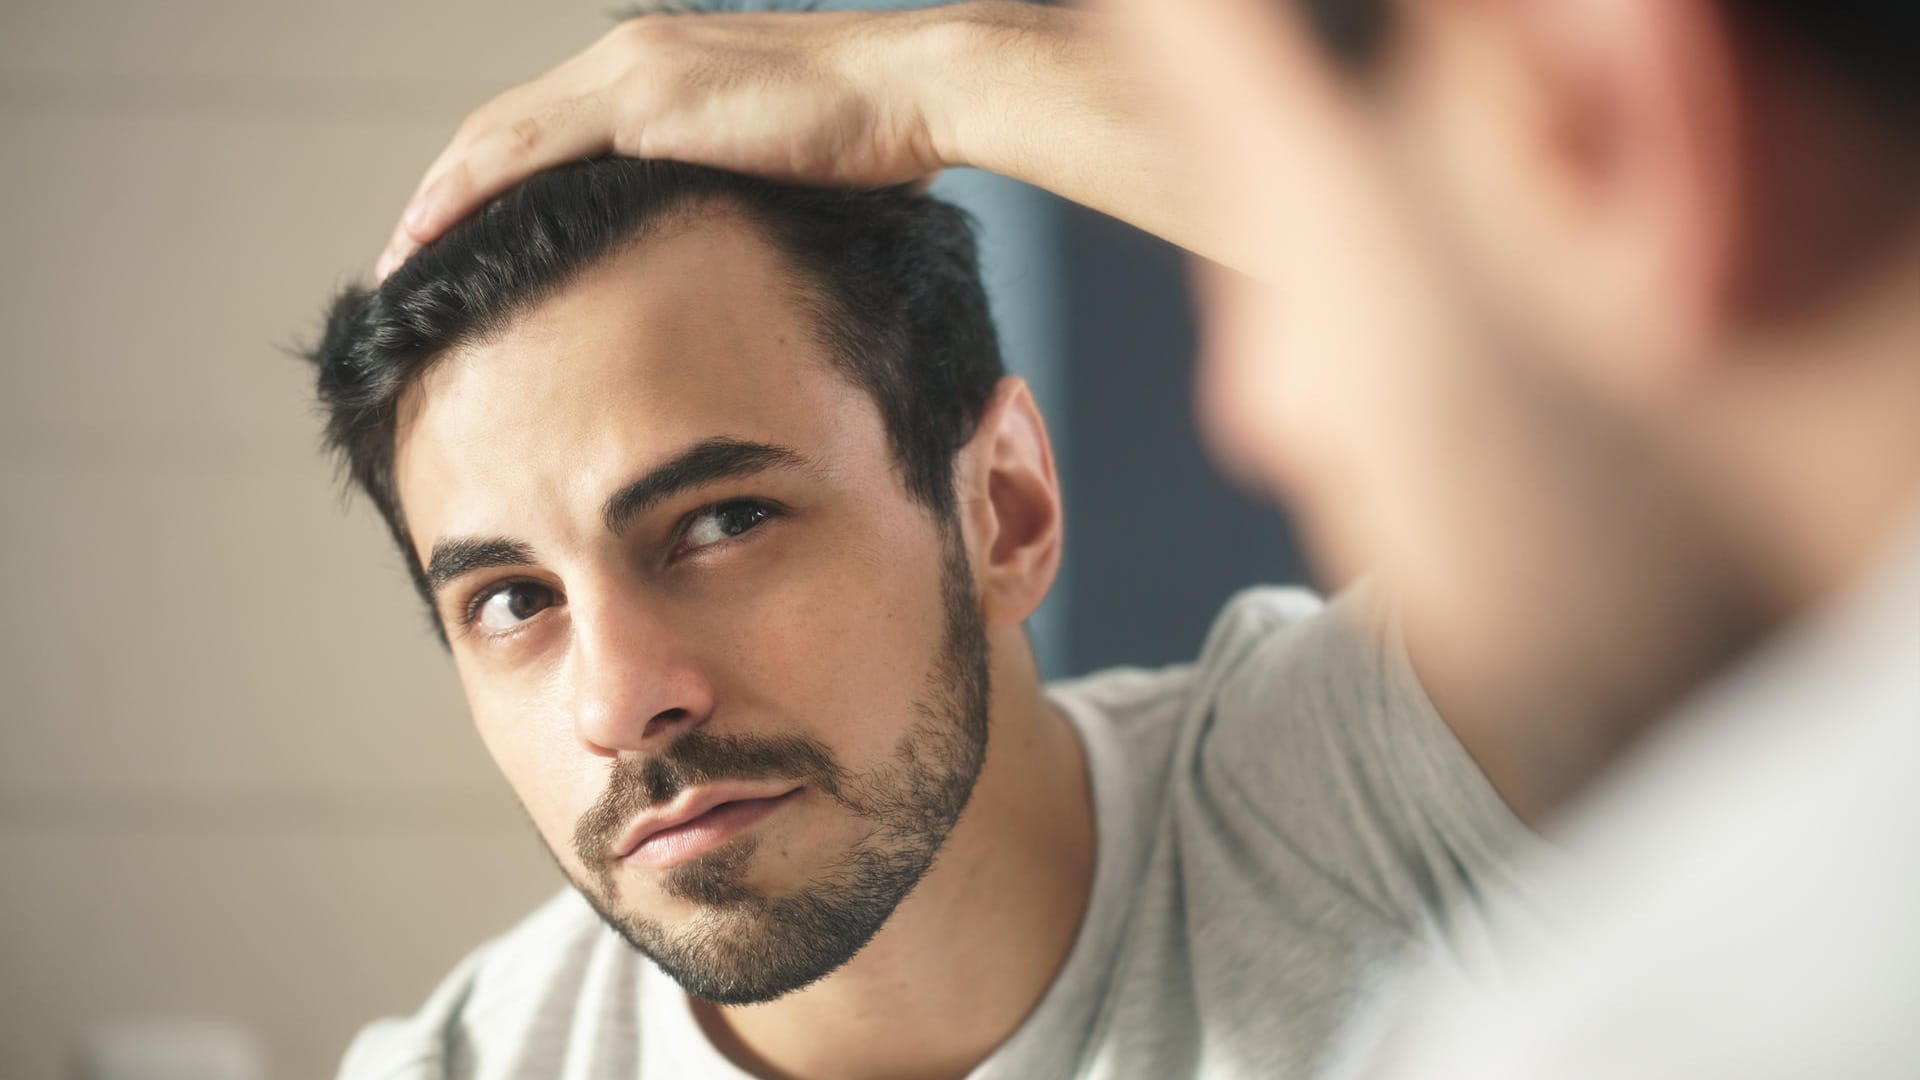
[624,790,802,870]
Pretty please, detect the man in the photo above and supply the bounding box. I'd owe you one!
[1115,4,1920,1076]
[375,0,1920,1075]
[309,161,1532,1077]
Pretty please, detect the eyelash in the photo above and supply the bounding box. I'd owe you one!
[454,497,784,636]
[457,579,549,639]
[671,497,782,557]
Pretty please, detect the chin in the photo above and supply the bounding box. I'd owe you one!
[577,825,950,1006]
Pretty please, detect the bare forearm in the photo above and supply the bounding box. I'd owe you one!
[910,3,1246,272]
[379,1,1255,279]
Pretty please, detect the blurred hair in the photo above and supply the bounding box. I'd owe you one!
[303,159,1005,635]
[1740,1,1918,126]
[1299,0,1918,130]
[1294,0,1393,65]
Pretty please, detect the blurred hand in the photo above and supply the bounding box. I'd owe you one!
[376,5,956,278]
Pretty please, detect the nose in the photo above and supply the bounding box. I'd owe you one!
[566,591,715,755]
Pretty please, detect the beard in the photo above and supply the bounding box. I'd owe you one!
[557,526,991,1005]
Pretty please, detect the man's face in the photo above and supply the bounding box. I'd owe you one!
[390,210,990,1004]
[1106,0,1749,745]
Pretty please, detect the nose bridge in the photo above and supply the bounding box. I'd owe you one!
[567,581,712,753]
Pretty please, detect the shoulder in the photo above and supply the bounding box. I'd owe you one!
[1048,585,1329,726]
[337,890,626,1080]
[1074,583,1395,738]
[1094,585,1536,935]
[1189,581,1496,823]
[1201,585,1331,660]
[1042,584,1356,828]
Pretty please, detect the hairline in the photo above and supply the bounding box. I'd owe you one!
[383,193,962,597]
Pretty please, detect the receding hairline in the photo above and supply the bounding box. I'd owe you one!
[421,190,826,361]
[393,191,869,441]
[384,193,931,552]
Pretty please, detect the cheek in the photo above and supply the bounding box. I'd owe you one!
[463,670,588,862]
[707,530,952,767]
[445,517,958,855]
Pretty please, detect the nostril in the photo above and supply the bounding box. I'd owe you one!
[644,707,691,739]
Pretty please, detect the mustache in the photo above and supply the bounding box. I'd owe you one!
[572,729,845,869]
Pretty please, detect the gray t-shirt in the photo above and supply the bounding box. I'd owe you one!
[340,587,1537,1079]
[1332,512,1920,1080]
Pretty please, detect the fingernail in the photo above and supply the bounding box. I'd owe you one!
[375,249,397,280]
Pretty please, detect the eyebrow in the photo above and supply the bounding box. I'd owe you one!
[601,437,808,536]
[424,537,536,594]
[421,437,810,598]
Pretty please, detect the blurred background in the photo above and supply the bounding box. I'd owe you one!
[0,1,1307,1075]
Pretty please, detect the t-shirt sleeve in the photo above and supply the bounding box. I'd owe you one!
[1194,585,1547,950]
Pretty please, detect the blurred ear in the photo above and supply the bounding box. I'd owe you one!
[951,377,1063,628]
[1393,0,1744,396]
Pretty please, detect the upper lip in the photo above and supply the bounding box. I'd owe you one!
[611,781,801,861]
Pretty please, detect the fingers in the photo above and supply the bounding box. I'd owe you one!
[416,96,615,237]
[369,9,917,280]
[376,91,615,280]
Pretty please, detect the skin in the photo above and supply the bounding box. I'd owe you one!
[378,0,1920,823]
[1106,0,1920,818]
[391,208,1093,1080]
[374,4,1204,278]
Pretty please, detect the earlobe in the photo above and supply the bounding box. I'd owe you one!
[960,377,1064,628]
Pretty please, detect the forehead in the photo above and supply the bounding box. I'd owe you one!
[391,211,884,555]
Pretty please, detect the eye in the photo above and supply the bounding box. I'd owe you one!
[680,500,774,553]
[470,581,557,634]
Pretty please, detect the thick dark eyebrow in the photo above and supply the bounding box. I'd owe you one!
[601,437,809,536]
[424,537,536,596]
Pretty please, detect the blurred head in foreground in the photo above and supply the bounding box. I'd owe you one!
[303,160,1067,1003]
[1111,0,1919,810]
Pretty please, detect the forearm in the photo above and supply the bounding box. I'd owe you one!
[908,3,1252,274]
[380,2,1264,279]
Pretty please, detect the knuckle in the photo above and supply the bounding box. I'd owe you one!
[611,8,697,54]
[507,116,542,154]
[454,105,493,141]
[609,14,662,52]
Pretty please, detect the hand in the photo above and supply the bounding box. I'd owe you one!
[372,3,1226,283]
[376,4,957,279]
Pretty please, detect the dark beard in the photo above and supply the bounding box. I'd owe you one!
[559,526,991,1005]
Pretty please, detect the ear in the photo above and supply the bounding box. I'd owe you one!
[951,377,1064,629]
[1399,0,1745,395]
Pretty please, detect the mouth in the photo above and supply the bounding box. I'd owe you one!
[615,786,804,871]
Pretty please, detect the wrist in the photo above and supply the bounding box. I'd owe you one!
[898,2,1064,173]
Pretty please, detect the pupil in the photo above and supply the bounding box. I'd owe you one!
[506,585,544,620]
[723,504,766,535]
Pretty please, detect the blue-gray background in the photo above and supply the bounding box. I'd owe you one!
[860,0,1315,682]
[932,171,1312,678]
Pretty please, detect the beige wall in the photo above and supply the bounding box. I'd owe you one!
[0,3,617,1075]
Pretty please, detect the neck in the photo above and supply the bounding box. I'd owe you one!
[1690,217,1920,617]
[692,628,1094,1080]
[1462,218,1920,823]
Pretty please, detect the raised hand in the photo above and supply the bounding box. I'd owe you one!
[376,4,958,278]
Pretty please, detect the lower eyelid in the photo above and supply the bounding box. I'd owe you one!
[461,581,558,631]
[466,602,562,647]
[680,502,781,549]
